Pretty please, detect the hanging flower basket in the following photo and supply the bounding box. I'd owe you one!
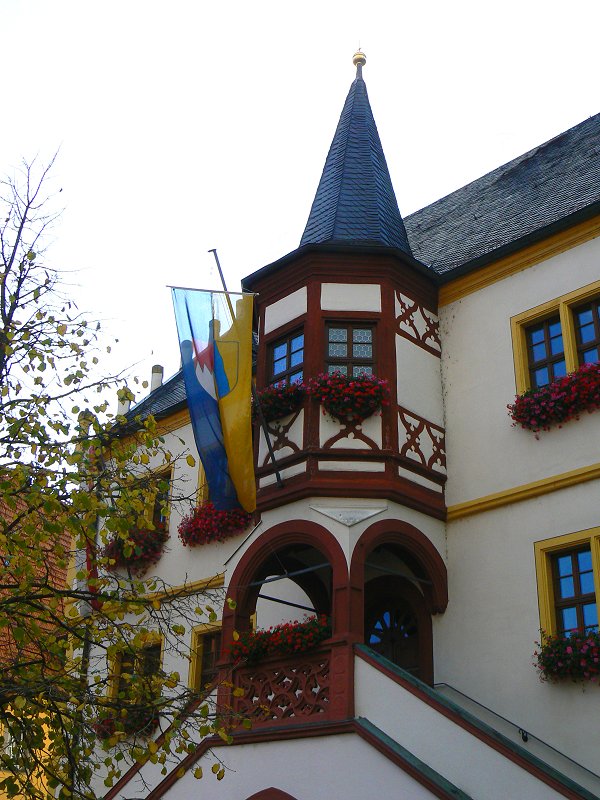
[229,615,331,665]
[308,372,391,423]
[103,524,168,577]
[178,502,252,547]
[93,707,160,740]
[534,631,600,683]
[253,381,306,423]
[508,362,600,432]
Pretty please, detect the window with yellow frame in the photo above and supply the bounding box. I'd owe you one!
[511,279,600,393]
[189,624,221,693]
[109,635,164,702]
[534,527,600,636]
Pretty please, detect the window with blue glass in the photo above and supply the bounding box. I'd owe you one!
[326,323,375,376]
[575,300,600,365]
[553,548,598,635]
[269,331,304,385]
[525,316,566,389]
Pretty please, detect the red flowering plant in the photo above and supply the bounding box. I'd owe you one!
[93,707,160,741]
[508,362,600,433]
[103,523,168,577]
[308,372,391,423]
[253,381,306,423]
[229,614,332,665]
[178,502,252,547]
[534,630,600,683]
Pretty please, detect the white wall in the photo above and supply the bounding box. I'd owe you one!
[434,480,600,772]
[136,732,439,800]
[440,234,600,505]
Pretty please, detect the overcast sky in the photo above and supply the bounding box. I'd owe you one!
[2,0,599,402]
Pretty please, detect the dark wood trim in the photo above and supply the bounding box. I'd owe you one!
[256,470,446,521]
[246,249,438,313]
[396,326,442,358]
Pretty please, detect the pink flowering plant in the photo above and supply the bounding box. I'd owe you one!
[229,615,332,665]
[308,372,391,423]
[253,381,306,423]
[534,630,600,683]
[508,362,600,432]
[103,523,168,577]
[178,502,252,547]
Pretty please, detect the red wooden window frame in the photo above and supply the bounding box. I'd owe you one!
[325,322,375,376]
[268,330,304,385]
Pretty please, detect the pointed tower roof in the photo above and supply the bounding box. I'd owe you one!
[300,52,412,255]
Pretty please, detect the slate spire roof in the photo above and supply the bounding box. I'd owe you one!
[300,53,412,255]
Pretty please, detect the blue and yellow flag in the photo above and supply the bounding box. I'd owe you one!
[172,288,256,512]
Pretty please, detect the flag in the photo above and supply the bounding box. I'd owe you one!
[172,288,256,512]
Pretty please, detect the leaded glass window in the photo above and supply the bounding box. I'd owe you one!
[326,323,374,376]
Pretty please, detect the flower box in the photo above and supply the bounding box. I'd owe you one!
[93,707,160,740]
[508,362,600,432]
[308,372,391,423]
[178,502,252,547]
[229,615,331,665]
[534,630,600,683]
[254,382,305,423]
[103,524,168,577]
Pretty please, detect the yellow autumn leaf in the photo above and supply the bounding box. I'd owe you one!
[186,455,196,467]
[193,767,203,779]
[232,630,239,641]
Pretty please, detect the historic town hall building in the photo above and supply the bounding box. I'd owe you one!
[105,52,600,799]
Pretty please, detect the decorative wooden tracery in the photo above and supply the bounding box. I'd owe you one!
[233,649,331,725]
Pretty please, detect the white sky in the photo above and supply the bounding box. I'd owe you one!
[2,0,599,403]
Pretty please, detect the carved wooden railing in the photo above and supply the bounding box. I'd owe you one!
[231,645,333,727]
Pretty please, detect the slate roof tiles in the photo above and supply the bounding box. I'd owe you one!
[405,112,600,274]
[300,71,412,255]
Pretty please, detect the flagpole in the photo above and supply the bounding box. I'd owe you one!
[166,283,257,296]
[208,249,284,490]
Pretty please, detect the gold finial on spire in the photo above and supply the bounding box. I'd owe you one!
[353,49,366,79]
[353,49,366,68]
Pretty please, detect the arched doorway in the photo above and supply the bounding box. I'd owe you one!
[350,520,448,686]
[364,573,432,683]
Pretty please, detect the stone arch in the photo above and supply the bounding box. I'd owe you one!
[349,520,447,683]
[221,520,349,649]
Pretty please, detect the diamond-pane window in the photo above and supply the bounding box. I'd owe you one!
[326,323,375,376]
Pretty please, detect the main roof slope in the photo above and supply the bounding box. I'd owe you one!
[405,112,600,275]
[299,64,412,255]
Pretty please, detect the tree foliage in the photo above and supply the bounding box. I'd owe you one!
[0,160,235,799]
